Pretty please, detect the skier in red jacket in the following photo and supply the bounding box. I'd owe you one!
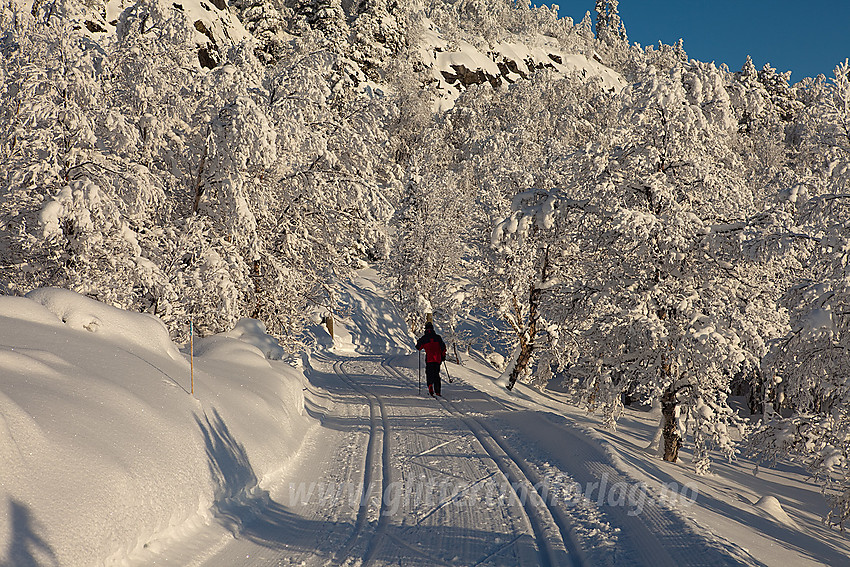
[416,321,447,396]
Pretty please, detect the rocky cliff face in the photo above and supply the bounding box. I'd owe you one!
[417,23,625,110]
[26,0,251,68]
[31,0,623,107]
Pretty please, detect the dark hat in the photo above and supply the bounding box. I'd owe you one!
[424,321,434,330]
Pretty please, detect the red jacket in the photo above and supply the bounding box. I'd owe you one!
[416,330,446,363]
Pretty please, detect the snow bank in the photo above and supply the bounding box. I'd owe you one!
[0,290,312,566]
[754,495,798,528]
[26,287,183,360]
[194,317,286,362]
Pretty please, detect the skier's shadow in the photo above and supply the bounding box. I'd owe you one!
[0,500,59,567]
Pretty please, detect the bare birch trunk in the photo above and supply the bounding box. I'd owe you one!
[661,389,682,462]
[506,247,550,390]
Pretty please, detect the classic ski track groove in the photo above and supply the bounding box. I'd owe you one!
[531,413,754,567]
[380,357,583,567]
[331,358,392,566]
[369,354,540,566]
[384,355,754,567]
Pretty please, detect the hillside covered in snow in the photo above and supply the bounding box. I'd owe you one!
[4,271,850,566]
[2,0,850,563]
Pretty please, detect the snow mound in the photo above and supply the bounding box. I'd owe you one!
[0,295,63,327]
[217,317,286,360]
[25,287,183,360]
[0,294,312,566]
[754,495,797,528]
[193,318,289,367]
[193,333,272,367]
[487,351,506,370]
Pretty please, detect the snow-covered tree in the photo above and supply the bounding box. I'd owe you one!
[0,14,177,314]
[384,126,473,334]
[548,59,783,472]
[594,0,626,45]
[750,60,850,527]
[490,188,565,390]
[0,0,401,345]
[231,0,293,61]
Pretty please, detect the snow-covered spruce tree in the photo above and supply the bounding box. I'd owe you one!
[750,60,850,527]
[385,170,437,331]
[231,0,293,61]
[729,56,803,136]
[348,0,411,79]
[285,0,350,52]
[594,0,626,44]
[555,58,781,472]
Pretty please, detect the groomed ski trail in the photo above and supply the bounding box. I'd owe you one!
[380,358,583,567]
[384,353,760,567]
[329,358,393,564]
[150,269,760,566]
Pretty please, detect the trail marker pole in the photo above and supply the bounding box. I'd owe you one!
[190,319,194,396]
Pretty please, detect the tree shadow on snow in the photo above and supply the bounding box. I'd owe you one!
[533,409,850,565]
[341,283,414,355]
[196,408,267,534]
[194,408,359,560]
[194,408,521,564]
[0,500,59,567]
[194,368,546,564]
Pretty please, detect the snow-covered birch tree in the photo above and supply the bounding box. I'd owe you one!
[750,60,850,527]
[550,58,783,472]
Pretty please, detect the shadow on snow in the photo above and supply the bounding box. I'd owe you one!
[194,398,537,565]
[0,500,59,567]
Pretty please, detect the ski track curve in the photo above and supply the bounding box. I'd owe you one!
[384,354,759,567]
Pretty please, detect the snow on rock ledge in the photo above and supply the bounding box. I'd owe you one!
[418,20,626,111]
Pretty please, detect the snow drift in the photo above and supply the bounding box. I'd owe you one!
[0,289,312,566]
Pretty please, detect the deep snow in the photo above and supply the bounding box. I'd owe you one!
[1,270,849,565]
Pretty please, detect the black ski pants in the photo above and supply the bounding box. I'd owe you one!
[425,361,441,395]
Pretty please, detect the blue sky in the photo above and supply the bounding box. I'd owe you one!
[542,1,849,82]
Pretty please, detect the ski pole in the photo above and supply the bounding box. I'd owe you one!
[443,359,453,383]
[418,349,422,395]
